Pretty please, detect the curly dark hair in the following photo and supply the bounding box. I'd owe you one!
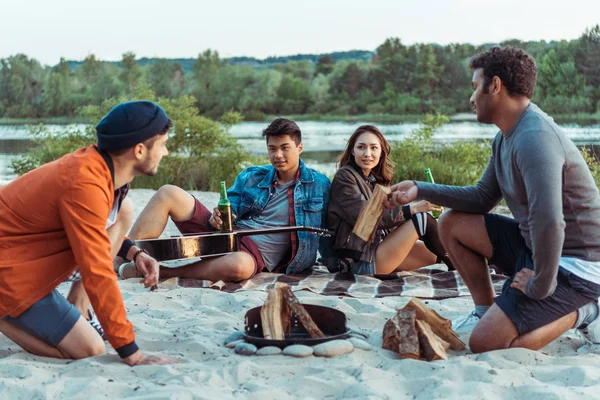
[262,118,301,145]
[469,46,537,98]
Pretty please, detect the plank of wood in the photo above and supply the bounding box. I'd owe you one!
[260,283,291,340]
[382,309,420,359]
[277,283,326,338]
[403,297,466,351]
[352,184,392,242]
[416,319,449,361]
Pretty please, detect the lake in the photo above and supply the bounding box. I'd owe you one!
[2,120,600,185]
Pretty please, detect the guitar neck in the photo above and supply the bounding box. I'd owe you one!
[235,226,332,237]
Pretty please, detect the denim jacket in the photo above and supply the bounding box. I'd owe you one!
[228,159,331,273]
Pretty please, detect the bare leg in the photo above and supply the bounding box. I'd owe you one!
[67,197,134,316]
[129,185,196,240]
[469,303,578,353]
[394,241,437,272]
[0,319,66,359]
[126,251,256,282]
[438,211,495,306]
[124,185,256,282]
[375,223,421,274]
[55,317,106,359]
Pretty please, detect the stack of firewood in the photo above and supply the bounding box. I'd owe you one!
[382,297,466,361]
[261,282,325,340]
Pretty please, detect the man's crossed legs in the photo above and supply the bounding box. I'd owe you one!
[439,211,600,353]
[124,185,259,282]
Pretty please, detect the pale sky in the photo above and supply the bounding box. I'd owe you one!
[3,0,599,66]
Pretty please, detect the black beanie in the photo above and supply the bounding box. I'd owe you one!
[96,101,169,151]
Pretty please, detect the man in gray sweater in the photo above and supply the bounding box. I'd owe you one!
[386,46,600,353]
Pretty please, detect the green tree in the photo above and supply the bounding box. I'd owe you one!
[119,52,143,93]
[148,59,178,98]
[575,25,600,110]
[0,54,45,117]
[316,55,335,75]
[43,58,73,116]
[191,49,223,114]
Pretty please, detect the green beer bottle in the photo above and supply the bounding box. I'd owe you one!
[424,168,442,219]
[218,181,233,233]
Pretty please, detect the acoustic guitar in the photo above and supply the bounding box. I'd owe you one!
[135,226,332,262]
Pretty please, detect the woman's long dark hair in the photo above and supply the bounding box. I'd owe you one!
[337,125,395,185]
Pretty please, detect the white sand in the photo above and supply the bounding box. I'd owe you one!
[1,189,600,399]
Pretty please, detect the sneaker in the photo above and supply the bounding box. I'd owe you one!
[88,311,107,341]
[452,311,481,333]
[579,315,600,345]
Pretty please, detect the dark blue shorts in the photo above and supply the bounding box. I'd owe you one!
[3,290,81,346]
[485,213,600,335]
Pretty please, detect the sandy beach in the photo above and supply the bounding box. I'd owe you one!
[1,189,600,400]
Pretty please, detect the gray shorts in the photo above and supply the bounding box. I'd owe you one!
[3,290,81,346]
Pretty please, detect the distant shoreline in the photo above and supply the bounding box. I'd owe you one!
[2,112,599,126]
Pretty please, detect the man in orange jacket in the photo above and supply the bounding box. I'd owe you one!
[0,100,177,366]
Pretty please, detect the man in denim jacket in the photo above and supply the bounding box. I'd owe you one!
[123,118,331,282]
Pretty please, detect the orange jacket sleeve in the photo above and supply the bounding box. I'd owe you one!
[58,180,138,358]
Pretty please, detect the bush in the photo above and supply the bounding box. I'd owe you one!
[580,147,600,187]
[11,88,257,191]
[391,115,600,189]
[539,95,593,114]
[390,114,490,186]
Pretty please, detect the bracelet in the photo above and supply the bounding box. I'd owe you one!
[118,239,136,260]
[132,249,149,263]
[402,205,412,221]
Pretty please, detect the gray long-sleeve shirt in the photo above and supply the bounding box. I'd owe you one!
[417,103,600,300]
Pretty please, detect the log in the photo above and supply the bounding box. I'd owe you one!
[260,283,291,340]
[382,309,420,359]
[403,297,466,351]
[352,184,392,242]
[416,320,449,361]
[277,283,325,339]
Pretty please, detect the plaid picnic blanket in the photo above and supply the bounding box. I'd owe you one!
[157,266,507,300]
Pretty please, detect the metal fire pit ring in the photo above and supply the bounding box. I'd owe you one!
[243,304,350,348]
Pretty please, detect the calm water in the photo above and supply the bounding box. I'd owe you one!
[2,120,600,185]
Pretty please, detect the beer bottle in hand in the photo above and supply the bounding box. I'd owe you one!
[424,168,442,219]
[218,181,233,233]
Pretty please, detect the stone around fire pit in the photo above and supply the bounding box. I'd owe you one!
[256,346,283,356]
[348,338,372,351]
[234,342,257,356]
[226,340,244,349]
[313,340,354,357]
[224,331,245,345]
[283,345,314,358]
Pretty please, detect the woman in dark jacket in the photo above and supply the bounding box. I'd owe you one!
[327,125,453,275]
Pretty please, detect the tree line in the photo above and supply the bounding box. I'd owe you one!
[1,25,599,120]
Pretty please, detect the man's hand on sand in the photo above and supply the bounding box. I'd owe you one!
[510,268,535,295]
[124,350,179,366]
[384,180,418,208]
[135,251,160,288]
[209,207,236,230]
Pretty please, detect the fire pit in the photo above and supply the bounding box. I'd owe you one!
[244,304,350,348]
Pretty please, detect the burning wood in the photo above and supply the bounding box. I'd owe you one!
[382,297,465,361]
[261,282,325,340]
